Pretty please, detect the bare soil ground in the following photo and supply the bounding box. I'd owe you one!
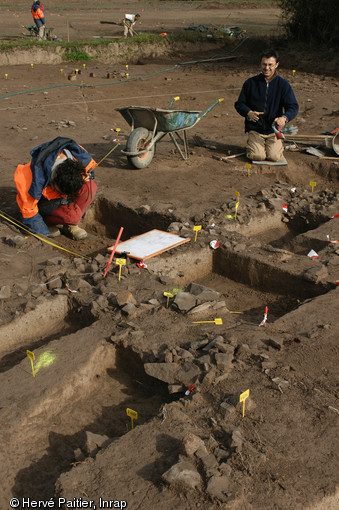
[0,2,338,510]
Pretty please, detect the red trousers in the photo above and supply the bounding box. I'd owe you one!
[44,180,97,226]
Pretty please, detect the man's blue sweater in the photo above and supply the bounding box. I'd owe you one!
[235,73,299,135]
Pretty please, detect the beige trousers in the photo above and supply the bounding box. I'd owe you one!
[38,25,46,40]
[246,130,284,162]
[123,23,134,38]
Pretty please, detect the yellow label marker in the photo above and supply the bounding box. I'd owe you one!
[193,225,202,242]
[126,407,138,429]
[239,389,250,417]
[27,350,35,378]
[310,181,316,192]
[116,258,126,281]
[30,63,34,69]
[126,73,129,79]
[83,63,86,68]
[116,128,121,133]
[246,163,251,177]
[292,69,296,76]
[5,73,8,79]
[60,68,63,73]
[126,65,129,70]
[163,291,174,308]
[234,191,240,220]
[75,69,79,74]
[192,318,223,325]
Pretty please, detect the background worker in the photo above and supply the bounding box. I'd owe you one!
[14,137,97,240]
[31,0,46,40]
[235,49,299,162]
[122,13,140,38]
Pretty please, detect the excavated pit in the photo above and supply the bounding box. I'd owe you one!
[1,196,337,507]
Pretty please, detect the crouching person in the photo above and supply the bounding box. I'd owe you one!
[14,136,97,240]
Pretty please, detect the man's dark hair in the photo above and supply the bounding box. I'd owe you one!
[53,159,86,199]
[260,49,279,62]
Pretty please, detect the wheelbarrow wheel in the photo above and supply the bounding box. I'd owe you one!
[126,127,155,169]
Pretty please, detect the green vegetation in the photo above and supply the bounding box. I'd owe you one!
[279,0,338,46]
[62,45,92,62]
[0,27,240,57]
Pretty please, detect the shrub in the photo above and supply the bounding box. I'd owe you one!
[279,0,339,47]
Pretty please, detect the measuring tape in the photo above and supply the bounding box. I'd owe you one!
[0,211,91,260]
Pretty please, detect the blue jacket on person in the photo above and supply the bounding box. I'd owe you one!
[234,73,299,135]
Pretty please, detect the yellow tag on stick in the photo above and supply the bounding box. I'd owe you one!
[310,181,316,192]
[192,318,223,325]
[116,258,126,281]
[126,408,138,429]
[164,291,174,308]
[234,191,240,220]
[246,163,251,177]
[193,225,202,242]
[27,350,35,378]
[239,389,250,417]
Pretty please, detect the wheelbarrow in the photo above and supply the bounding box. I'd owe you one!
[115,97,224,169]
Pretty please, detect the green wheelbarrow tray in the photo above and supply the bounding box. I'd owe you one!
[115,98,224,169]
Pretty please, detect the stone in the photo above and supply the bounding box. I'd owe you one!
[190,338,209,350]
[202,453,218,469]
[168,384,183,394]
[47,277,63,290]
[176,363,201,385]
[183,433,206,457]
[164,351,173,363]
[268,336,284,350]
[173,292,197,312]
[187,302,214,314]
[177,348,193,359]
[194,445,209,459]
[230,430,243,449]
[85,431,111,457]
[214,447,230,460]
[74,448,85,462]
[202,369,216,385]
[5,235,26,248]
[162,460,202,490]
[206,475,229,502]
[196,290,220,303]
[116,290,137,307]
[187,282,219,297]
[144,362,180,384]
[167,222,182,233]
[203,336,224,351]
[95,295,109,309]
[215,353,234,371]
[0,285,11,299]
[261,361,277,370]
[121,303,137,316]
[219,402,236,419]
[303,265,329,283]
[215,342,234,355]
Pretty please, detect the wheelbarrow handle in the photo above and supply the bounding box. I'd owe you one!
[199,98,224,120]
[168,96,180,108]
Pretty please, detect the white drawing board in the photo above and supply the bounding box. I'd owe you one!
[109,229,190,260]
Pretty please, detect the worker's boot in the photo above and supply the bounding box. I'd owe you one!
[63,224,88,241]
[48,225,61,238]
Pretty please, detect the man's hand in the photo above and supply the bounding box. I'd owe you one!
[247,111,264,122]
[274,116,287,127]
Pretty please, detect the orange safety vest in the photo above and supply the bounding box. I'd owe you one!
[31,6,44,20]
[14,153,97,219]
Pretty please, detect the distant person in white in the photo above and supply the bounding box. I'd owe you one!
[122,13,140,38]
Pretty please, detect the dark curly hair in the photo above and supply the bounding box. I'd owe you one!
[52,159,86,200]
